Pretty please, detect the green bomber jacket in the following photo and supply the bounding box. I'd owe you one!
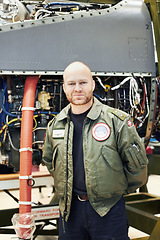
[42,97,148,221]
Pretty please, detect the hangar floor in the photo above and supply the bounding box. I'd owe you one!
[0,174,160,240]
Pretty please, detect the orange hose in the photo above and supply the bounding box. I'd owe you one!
[19,76,39,238]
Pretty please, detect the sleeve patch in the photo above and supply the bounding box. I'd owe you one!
[127,120,133,127]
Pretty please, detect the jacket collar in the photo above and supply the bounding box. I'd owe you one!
[56,97,102,121]
[87,97,102,120]
[56,104,70,121]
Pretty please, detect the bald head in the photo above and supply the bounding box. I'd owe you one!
[63,61,95,113]
[63,61,93,82]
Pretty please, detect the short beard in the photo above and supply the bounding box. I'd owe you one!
[70,97,92,105]
[66,92,93,105]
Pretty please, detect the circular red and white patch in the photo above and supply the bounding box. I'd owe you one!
[92,123,110,141]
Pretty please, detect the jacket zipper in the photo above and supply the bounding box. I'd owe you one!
[62,119,71,233]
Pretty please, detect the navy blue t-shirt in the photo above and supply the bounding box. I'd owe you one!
[70,108,90,195]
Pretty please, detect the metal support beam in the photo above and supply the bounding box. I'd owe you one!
[126,205,158,235]
[148,218,160,240]
[145,0,160,75]
[144,78,158,147]
[132,237,149,240]
[125,193,160,239]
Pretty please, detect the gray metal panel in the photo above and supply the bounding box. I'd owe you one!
[0,0,156,76]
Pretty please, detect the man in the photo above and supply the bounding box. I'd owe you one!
[43,61,148,240]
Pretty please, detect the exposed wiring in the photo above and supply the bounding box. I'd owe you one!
[0,110,58,136]
[1,85,17,118]
[35,2,81,19]
[129,77,140,112]
[111,77,131,91]
[110,76,150,128]
[111,76,141,116]
[33,115,38,130]
[135,82,149,128]
[138,83,149,128]
[35,9,53,19]
[44,2,80,8]
[141,82,146,111]
[96,77,106,90]
[1,127,7,146]
[35,111,59,115]
[0,117,22,135]
[93,93,108,102]
[7,131,19,151]
[135,82,146,127]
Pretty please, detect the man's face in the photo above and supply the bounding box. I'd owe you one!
[63,65,95,106]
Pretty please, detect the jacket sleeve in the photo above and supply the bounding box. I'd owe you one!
[117,115,148,194]
[42,121,54,177]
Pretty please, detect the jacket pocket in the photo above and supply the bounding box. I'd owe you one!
[102,146,123,171]
[93,145,127,198]
[124,143,147,171]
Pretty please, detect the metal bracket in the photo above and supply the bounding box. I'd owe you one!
[144,78,158,147]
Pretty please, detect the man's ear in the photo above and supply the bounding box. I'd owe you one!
[63,83,66,93]
[92,80,95,91]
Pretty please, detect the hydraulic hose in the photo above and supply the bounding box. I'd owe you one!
[19,76,39,239]
[44,2,80,8]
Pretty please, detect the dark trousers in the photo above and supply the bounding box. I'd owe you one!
[59,196,130,240]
